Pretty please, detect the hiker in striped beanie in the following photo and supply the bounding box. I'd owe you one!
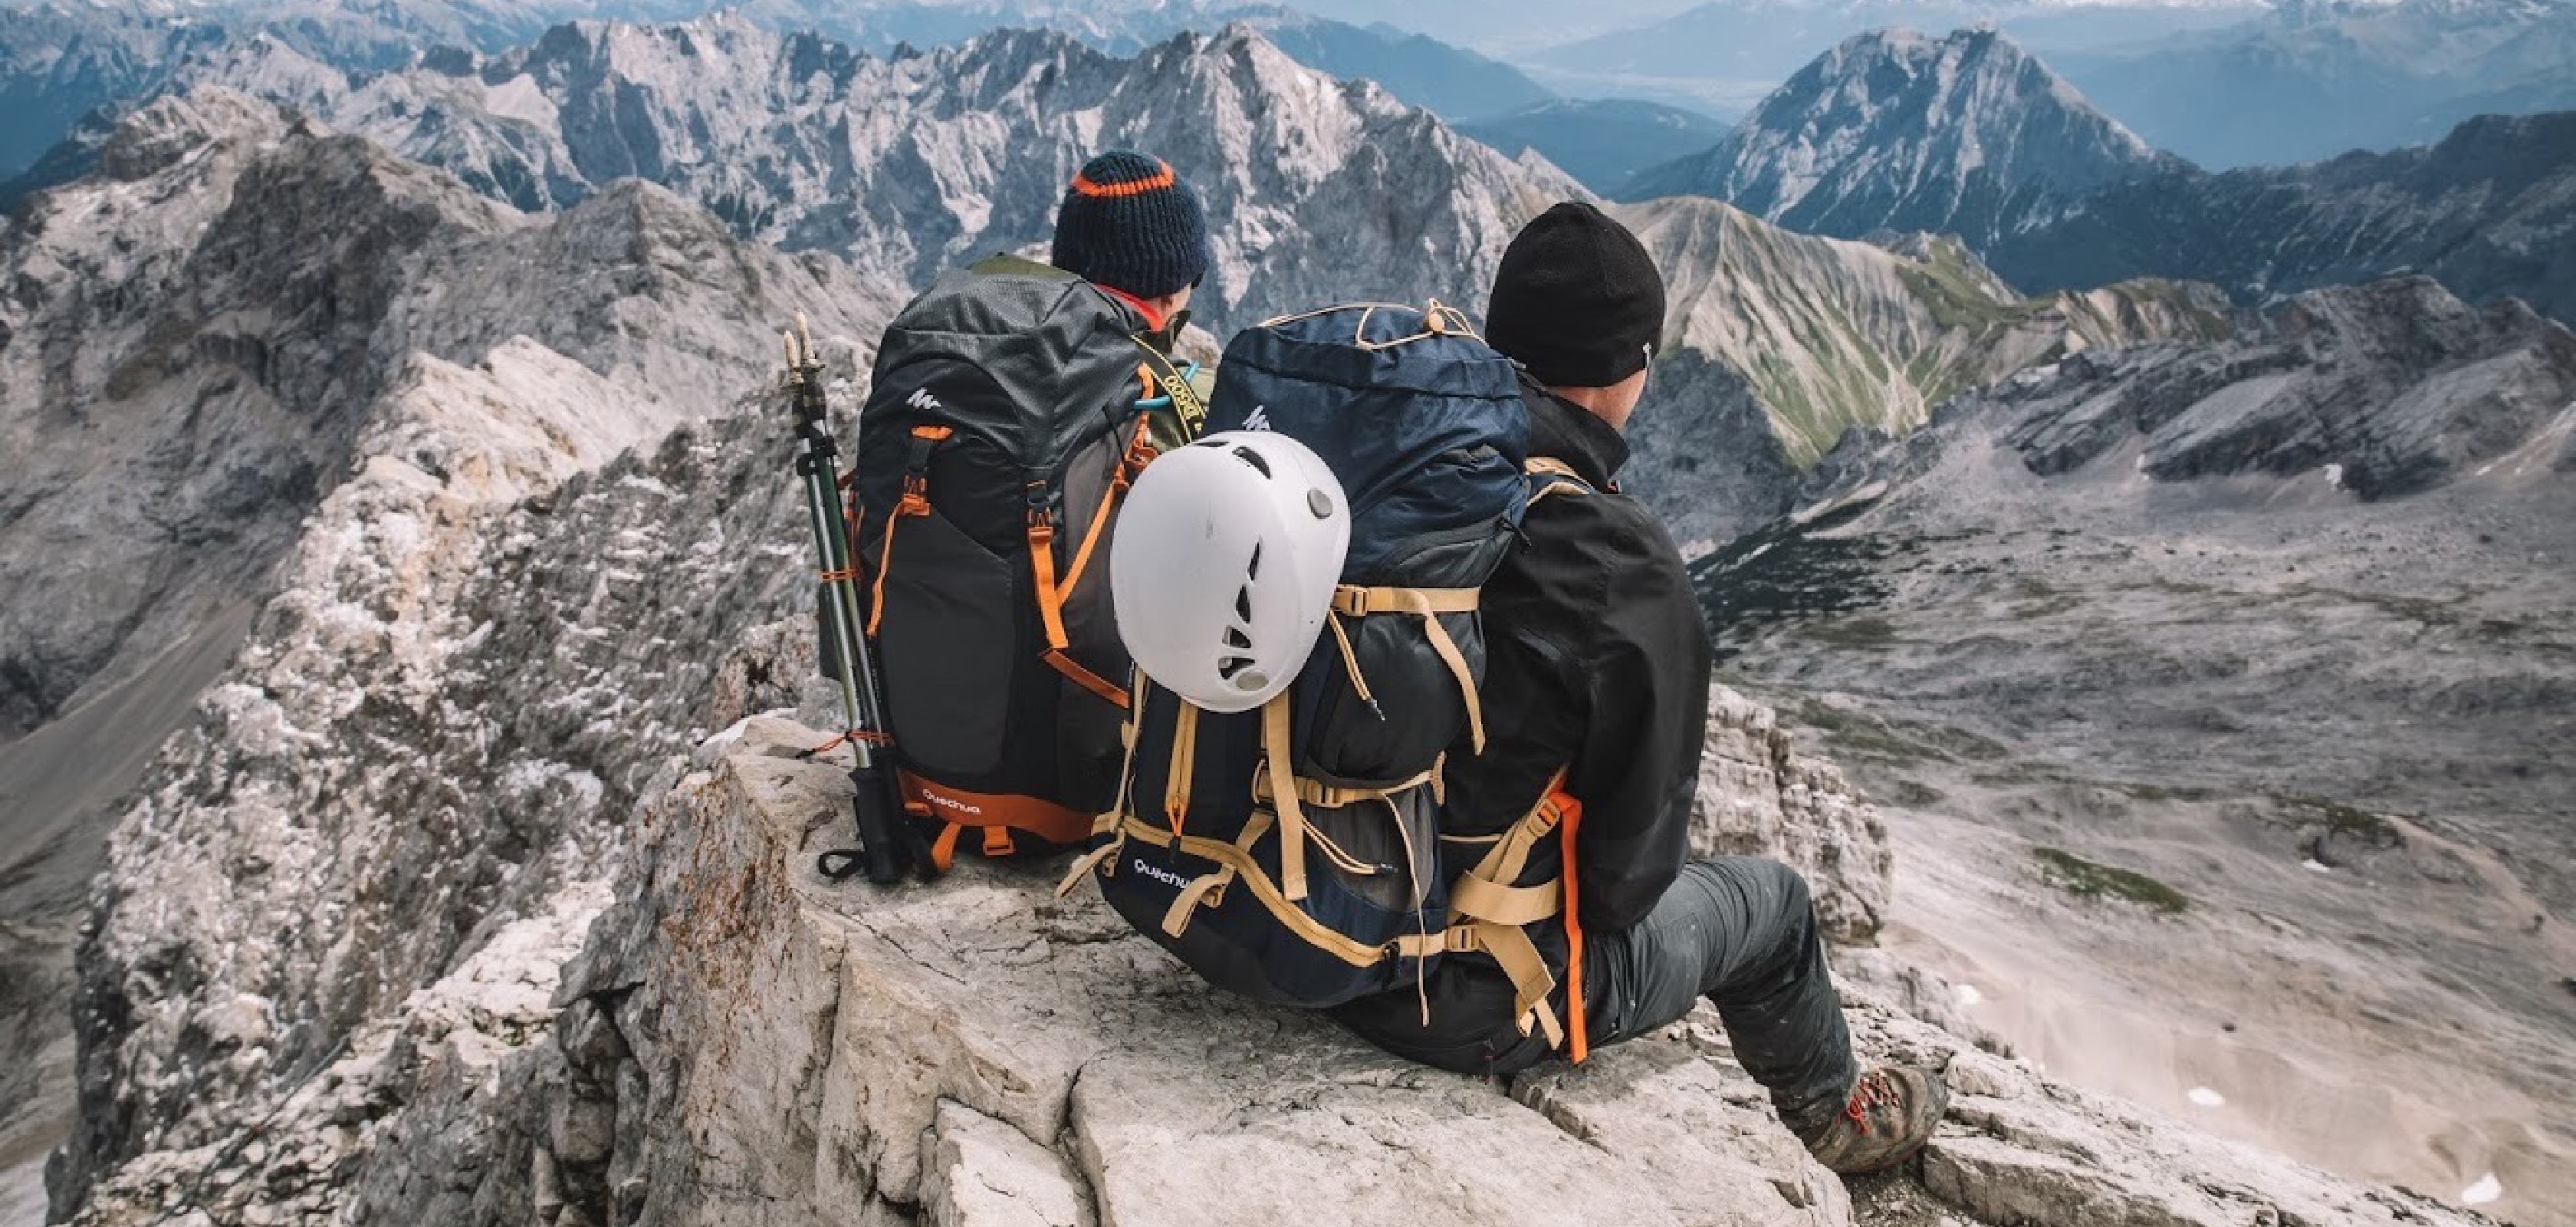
[1051,150,1213,338]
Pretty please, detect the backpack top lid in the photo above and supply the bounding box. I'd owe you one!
[869,261,1152,470]
[1204,302,1530,578]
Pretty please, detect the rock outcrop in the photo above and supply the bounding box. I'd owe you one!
[1983,277,2576,496]
[64,711,2496,1227]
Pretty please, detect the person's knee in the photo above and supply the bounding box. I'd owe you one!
[1699,856,1813,916]
[1708,857,1819,942]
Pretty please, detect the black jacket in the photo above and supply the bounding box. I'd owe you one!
[1331,378,1714,1073]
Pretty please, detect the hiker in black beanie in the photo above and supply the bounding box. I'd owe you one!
[1332,201,1951,1177]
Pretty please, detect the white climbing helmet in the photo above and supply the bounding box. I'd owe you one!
[1112,430,1350,713]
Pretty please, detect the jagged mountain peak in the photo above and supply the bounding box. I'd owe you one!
[1622,25,2182,248]
[165,18,1584,331]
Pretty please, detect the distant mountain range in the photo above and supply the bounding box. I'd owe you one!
[1457,97,1732,194]
[1526,0,2576,168]
[1525,0,2267,115]
[2049,0,2576,167]
[1622,25,2576,325]
[0,0,1557,186]
[80,18,1582,336]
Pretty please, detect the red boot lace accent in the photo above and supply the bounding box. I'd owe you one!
[1843,1069,1896,1135]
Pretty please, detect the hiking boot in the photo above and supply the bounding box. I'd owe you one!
[1799,1064,1950,1176]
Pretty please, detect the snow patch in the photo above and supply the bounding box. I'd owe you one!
[1953,983,1984,1007]
[2321,463,2345,490]
[2187,1087,2226,1107]
[2302,859,2334,873]
[2461,1173,2502,1205]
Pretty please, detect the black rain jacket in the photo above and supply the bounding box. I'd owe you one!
[1330,376,1714,1074]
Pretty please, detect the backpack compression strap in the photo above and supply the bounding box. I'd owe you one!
[1394,773,1581,1051]
[1027,416,1158,710]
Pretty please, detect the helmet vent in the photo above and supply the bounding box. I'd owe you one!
[1230,446,1273,478]
[1222,627,1252,651]
[1234,584,1253,624]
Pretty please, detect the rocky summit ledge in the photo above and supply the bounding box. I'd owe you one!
[55,691,2501,1227]
[518,713,2492,1227]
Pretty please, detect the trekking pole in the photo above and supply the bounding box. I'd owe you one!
[782,315,925,884]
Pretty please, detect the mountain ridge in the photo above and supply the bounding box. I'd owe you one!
[1623,28,2182,245]
[1619,26,2576,326]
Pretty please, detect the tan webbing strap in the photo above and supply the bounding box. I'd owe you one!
[1111,811,1385,966]
[1161,867,1235,936]
[1330,586,1480,617]
[1389,922,1563,1049]
[1062,671,1149,899]
[1164,702,1199,834]
[1424,614,1484,754]
[1330,586,1487,752]
[1056,837,1123,897]
[1478,923,1566,1048]
[1323,614,1376,709]
[1249,762,1438,810]
[1525,456,1583,482]
[1260,695,1312,901]
[1431,771,1577,1047]
[1447,874,1561,926]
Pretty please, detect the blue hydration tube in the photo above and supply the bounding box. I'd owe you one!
[1135,360,1201,410]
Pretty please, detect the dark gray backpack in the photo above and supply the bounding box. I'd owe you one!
[847,257,1200,870]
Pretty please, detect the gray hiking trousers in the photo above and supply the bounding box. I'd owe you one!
[1582,857,1858,1135]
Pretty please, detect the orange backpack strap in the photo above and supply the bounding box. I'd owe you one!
[1555,781,1590,1064]
[869,424,953,635]
[1025,478,1132,709]
[903,773,1095,860]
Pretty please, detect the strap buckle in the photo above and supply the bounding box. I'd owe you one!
[1025,479,1055,531]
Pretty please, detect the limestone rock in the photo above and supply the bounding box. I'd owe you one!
[1695,684,1894,944]
[925,1100,1092,1227]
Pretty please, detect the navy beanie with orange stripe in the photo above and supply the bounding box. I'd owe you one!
[1051,151,1211,300]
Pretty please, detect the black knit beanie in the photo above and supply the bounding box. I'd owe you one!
[1050,151,1212,300]
[1484,202,1667,388]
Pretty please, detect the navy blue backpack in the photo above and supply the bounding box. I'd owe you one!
[1069,302,1583,1031]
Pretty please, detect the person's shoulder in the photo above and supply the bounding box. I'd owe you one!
[1522,471,1680,560]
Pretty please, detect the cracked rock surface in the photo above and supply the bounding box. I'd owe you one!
[191,711,2472,1227]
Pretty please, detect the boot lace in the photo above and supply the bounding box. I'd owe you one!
[1842,1069,1898,1136]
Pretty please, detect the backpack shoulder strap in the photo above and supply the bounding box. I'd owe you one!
[1525,456,1595,508]
[1132,337,1209,443]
